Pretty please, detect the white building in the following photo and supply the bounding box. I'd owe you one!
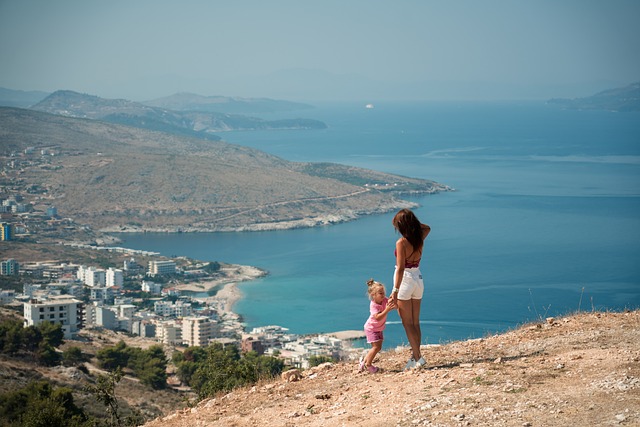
[155,320,183,345]
[85,304,118,330]
[154,300,193,318]
[141,281,163,294]
[106,268,124,287]
[117,304,136,319]
[148,260,176,276]
[23,296,83,339]
[78,266,106,287]
[182,316,214,347]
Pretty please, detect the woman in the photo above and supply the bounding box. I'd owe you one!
[388,208,431,370]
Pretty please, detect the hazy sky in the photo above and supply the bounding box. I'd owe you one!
[1,0,639,102]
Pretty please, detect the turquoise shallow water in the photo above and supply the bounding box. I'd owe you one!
[115,101,640,348]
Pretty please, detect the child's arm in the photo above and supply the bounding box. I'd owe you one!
[371,300,396,321]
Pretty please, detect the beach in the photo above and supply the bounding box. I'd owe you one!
[173,264,266,317]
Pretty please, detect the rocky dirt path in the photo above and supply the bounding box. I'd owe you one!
[145,310,639,427]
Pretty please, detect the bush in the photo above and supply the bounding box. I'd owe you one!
[190,344,284,399]
[0,381,91,427]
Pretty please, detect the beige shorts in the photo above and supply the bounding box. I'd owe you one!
[395,267,424,300]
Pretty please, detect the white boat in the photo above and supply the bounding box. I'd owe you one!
[365,103,374,109]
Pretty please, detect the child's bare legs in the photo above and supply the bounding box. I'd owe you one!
[364,340,382,367]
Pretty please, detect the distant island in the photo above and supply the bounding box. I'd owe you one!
[547,81,640,112]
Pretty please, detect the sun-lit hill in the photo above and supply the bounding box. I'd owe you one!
[0,107,448,234]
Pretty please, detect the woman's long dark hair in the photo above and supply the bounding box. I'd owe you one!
[392,208,423,250]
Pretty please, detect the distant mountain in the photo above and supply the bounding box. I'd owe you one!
[0,87,50,108]
[0,107,448,233]
[144,92,314,114]
[30,91,326,139]
[547,81,640,112]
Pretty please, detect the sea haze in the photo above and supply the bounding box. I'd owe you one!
[115,101,640,349]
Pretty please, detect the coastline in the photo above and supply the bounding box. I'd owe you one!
[97,185,453,235]
[174,264,266,318]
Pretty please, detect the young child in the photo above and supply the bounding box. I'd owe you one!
[360,278,397,373]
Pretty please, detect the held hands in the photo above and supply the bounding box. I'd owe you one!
[386,298,397,311]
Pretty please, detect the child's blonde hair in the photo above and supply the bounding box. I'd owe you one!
[366,278,386,300]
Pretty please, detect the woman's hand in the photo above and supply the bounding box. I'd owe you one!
[388,293,397,306]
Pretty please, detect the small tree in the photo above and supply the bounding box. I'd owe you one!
[62,346,86,367]
[36,342,61,366]
[37,321,64,348]
[96,340,130,371]
[85,368,124,427]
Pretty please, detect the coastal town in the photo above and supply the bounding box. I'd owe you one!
[2,238,365,370]
[1,202,364,372]
[0,140,369,371]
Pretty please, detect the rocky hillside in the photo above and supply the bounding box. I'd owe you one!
[30,91,326,139]
[0,107,449,233]
[145,311,639,427]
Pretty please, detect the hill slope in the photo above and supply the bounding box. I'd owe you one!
[30,90,326,139]
[0,107,449,233]
[548,81,640,111]
[144,311,640,427]
[143,92,313,114]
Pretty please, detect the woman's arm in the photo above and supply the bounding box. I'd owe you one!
[390,239,406,302]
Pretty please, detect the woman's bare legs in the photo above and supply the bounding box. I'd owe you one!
[397,298,422,361]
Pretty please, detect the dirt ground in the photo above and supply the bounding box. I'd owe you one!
[144,310,639,427]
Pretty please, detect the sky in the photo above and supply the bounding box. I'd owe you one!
[1,0,639,102]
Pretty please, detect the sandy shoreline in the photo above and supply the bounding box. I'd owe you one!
[173,264,266,317]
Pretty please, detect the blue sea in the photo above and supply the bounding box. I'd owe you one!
[115,101,640,349]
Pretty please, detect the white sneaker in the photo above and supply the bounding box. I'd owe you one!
[404,358,416,370]
[415,357,427,368]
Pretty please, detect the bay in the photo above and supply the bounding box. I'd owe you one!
[114,101,640,348]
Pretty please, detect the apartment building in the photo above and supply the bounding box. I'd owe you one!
[106,268,124,287]
[85,304,118,330]
[0,258,19,275]
[148,260,176,276]
[154,300,193,318]
[182,316,214,347]
[77,266,106,287]
[23,296,84,339]
[0,222,14,241]
[155,320,183,346]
